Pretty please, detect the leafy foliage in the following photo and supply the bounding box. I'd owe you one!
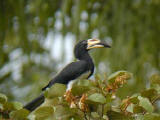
[0,0,160,104]
[0,71,160,120]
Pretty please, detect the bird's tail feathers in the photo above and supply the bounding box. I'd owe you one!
[24,94,45,111]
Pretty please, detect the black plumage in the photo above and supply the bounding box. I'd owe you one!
[24,39,110,111]
[42,40,94,91]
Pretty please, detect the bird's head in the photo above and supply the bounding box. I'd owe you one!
[74,38,111,59]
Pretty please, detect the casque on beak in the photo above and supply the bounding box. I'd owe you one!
[87,38,111,50]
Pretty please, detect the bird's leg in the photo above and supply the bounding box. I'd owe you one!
[64,80,77,107]
[64,80,76,106]
[66,80,76,91]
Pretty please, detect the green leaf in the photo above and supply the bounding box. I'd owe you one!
[105,94,113,103]
[151,84,160,94]
[12,102,23,110]
[144,113,160,120]
[126,103,134,113]
[133,105,146,113]
[54,105,75,120]
[107,111,134,120]
[43,97,59,106]
[0,93,7,104]
[138,96,154,113]
[150,74,160,94]
[70,115,83,120]
[135,114,144,120]
[150,74,160,85]
[91,112,100,119]
[71,80,95,95]
[71,85,91,96]
[130,97,139,104]
[103,103,112,114]
[44,83,66,99]
[136,114,160,120]
[3,101,23,111]
[141,89,158,101]
[75,79,95,86]
[3,102,13,111]
[108,71,132,84]
[10,109,29,120]
[34,106,54,120]
[87,93,106,104]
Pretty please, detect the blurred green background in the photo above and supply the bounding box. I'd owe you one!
[0,0,159,104]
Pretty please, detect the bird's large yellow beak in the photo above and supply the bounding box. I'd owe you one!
[87,39,111,50]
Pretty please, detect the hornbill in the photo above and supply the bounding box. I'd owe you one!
[24,39,111,111]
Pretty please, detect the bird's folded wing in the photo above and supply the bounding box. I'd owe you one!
[42,60,89,90]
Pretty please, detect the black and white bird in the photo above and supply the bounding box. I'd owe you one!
[24,39,111,111]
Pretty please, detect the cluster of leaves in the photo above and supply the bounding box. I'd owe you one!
[0,93,29,119]
[0,71,160,120]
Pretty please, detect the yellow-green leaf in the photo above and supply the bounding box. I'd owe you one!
[138,96,154,113]
[87,93,106,104]
[10,109,29,120]
[34,106,54,120]
[0,93,7,104]
[44,83,66,99]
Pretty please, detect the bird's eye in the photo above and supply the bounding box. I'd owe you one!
[82,40,87,44]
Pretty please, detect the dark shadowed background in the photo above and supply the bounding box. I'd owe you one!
[0,0,159,104]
